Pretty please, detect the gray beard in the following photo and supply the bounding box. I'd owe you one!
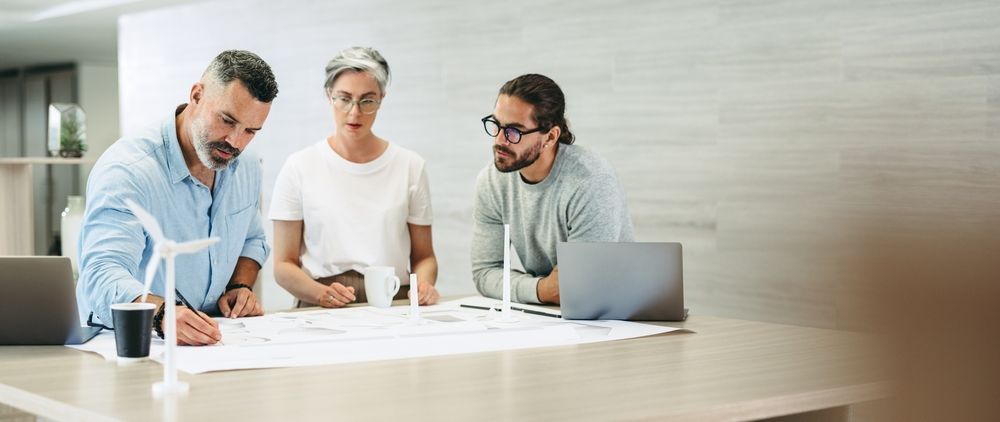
[191,119,238,170]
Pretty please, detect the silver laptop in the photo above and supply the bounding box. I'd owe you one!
[0,256,102,345]
[557,242,687,321]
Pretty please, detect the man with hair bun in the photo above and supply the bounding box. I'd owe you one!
[78,50,278,345]
[472,74,634,304]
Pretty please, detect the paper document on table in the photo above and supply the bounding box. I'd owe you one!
[452,296,691,343]
[69,331,166,362]
[68,296,689,373]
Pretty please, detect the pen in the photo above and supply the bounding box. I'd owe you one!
[459,304,498,312]
[511,306,562,319]
[175,289,225,345]
[459,303,562,318]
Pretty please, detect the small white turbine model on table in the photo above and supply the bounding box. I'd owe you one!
[492,224,518,324]
[408,273,421,324]
[125,199,219,397]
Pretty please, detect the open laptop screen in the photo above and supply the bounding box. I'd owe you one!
[0,256,101,345]
[557,242,685,321]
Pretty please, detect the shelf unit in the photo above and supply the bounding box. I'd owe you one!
[0,157,94,255]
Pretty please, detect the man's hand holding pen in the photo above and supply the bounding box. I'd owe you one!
[134,294,222,346]
[174,306,222,346]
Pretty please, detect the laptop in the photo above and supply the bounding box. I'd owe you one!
[557,242,687,321]
[0,256,102,345]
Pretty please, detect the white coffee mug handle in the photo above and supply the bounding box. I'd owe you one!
[390,276,400,297]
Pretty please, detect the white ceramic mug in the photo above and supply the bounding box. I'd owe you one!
[363,266,400,308]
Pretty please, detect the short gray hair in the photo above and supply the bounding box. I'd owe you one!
[203,50,279,102]
[324,47,390,95]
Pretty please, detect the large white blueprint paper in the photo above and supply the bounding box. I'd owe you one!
[69,297,688,374]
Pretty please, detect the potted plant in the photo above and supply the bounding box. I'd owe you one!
[59,112,87,157]
[48,103,87,158]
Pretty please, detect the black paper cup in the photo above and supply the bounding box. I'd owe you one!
[110,302,156,363]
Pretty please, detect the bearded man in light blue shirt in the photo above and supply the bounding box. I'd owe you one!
[77,50,278,346]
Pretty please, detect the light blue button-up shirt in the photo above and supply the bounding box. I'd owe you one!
[77,106,270,326]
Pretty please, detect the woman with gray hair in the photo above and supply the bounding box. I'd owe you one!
[269,47,439,307]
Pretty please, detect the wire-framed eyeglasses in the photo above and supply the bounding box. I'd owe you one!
[481,115,546,144]
[331,96,381,115]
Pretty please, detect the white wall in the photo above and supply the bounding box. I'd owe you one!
[117,0,1000,326]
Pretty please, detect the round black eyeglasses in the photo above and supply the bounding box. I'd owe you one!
[481,115,546,144]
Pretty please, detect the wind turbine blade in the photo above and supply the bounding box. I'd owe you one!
[123,199,164,242]
[172,237,220,254]
[140,256,160,303]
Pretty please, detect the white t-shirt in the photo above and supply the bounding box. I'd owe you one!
[268,140,433,283]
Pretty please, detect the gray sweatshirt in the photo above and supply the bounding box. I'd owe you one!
[471,143,634,303]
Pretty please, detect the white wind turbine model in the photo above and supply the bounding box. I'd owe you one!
[124,199,219,396]
[493,223,518,323]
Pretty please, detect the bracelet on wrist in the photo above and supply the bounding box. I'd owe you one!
[225,283,253,293]
[152,302,166,339]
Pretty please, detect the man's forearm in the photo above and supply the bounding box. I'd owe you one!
[80,260,148,327]
[472,266,542,304]
[229,257,261,288]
